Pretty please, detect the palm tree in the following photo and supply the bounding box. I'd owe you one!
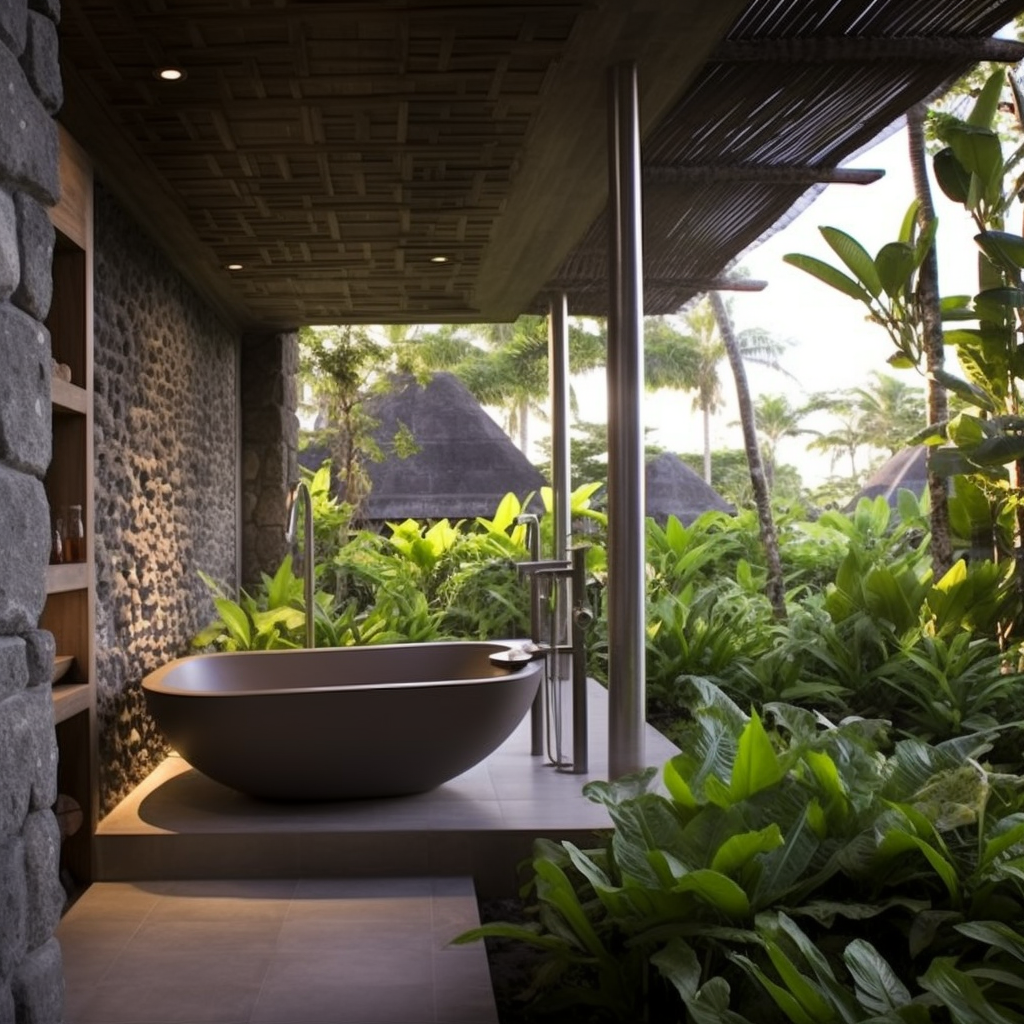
[709,292,786,620]
[852,371,927,456]
[747,393,808,491]
[651,298,791,485]
[404,317,606,452]
[803,391,871,483]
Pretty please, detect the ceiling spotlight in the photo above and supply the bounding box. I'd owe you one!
[155,67,186,82]
[226,263,243,271]
[429,255,449,263]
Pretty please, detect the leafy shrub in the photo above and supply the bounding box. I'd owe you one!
[457,680,1024,1022]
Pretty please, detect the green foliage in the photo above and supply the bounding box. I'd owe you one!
[458,680,1024,1021]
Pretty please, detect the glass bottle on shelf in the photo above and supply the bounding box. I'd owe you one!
[50,514,64,565]
[64,505,85,563]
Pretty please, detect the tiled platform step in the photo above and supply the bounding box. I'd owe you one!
[57,876,497,1024]
[94,681,680,898]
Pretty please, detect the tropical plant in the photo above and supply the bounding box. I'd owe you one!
[456,680,1024,1022]
[298,324,391,514]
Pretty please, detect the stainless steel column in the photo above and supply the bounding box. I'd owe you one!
[548,292,574,766]
[606,61,646,778]
[548,293,571,561]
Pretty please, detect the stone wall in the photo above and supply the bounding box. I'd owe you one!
[92,182,239,814]
[0,0,69,1020]
[241,332,299,587]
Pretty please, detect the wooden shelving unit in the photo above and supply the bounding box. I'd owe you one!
[41,126,95,883]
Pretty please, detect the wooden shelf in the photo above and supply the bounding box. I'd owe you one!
[53,683,91,723]
[45,562,89,594]
[51,378,89,415]
[45,125,96,884]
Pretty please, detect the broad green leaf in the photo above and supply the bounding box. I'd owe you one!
[975,287,1024,320]
[674,869,751,918]
[934,147,971,204]
[752,804,822,908]
[982,821,1024,869]
[946,127,1003,207]
[897,199,921,245]
[730,953,819,1024]
[650,938,701,1000]
[804,750,846,810]
[821,227,883,298]
[783,253,872,303]
[664,757,697,811]
[919,957,1021,1024]
[877,829,959,903]
[874,242,915,299]
[265,554,296,609]
[214,597,251,647]
[842,939,911,1013]
[954,920,1024,964]
[533,857,607,959]
[968,69,1007,129]
[730,710,784,801]
[968,434,1024,467]
[764,940,835,1022]
[976,230,1024,274]
[710,825,784,876]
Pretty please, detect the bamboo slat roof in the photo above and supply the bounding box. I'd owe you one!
[57,0,1024,329]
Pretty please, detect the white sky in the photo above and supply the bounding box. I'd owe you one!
[572,125,988,487]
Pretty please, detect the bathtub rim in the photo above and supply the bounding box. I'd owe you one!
[142,639,538,698]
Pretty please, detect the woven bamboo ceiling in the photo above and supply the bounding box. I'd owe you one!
[58,0,1024,329]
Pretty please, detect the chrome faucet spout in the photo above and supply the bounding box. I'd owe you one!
[285,481,315,649]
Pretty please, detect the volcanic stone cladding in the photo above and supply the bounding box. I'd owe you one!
[0,0,70,1020]
[92,181,239,815]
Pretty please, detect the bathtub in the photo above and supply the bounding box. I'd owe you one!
[142,641,542,801]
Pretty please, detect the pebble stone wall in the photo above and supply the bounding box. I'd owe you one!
[0,0,70,1021]
[241,332,299,588]
[92,181,239,815]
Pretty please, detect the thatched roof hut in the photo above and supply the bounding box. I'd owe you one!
[358,373,545,523]
[851,446,929,509]
[645,452,734,525]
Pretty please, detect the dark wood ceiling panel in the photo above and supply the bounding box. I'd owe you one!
[57,0,1024,326]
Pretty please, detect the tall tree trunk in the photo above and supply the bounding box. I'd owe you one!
[518,396,529,453]
[702,405,712,484]
[709,292,787,621]
[907,102,954,576]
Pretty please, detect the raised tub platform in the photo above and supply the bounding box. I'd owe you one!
[95,680,680,897]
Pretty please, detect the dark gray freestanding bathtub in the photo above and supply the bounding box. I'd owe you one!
[142,641,542,801]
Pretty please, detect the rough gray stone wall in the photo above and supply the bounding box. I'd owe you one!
[241,332,299,587]
[0,0,65,1019]
[93,181,238,814]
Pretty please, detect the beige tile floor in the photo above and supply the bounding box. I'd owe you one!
[58,876,496,1024]
[59,682,680,1023]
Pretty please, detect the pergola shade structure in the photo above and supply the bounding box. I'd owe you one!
[56,0,1024,331]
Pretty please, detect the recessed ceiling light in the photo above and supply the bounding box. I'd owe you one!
[155,67,186,81]
[429,255,449,263]
[226,263,243,271]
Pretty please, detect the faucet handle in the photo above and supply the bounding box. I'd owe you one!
[516,559,571,578]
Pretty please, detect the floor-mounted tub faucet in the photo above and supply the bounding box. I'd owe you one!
[516,546,592,774]
[285,480,315,649]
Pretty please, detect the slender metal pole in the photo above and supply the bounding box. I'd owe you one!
[606,61,646,778]
[549,293,571,562]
